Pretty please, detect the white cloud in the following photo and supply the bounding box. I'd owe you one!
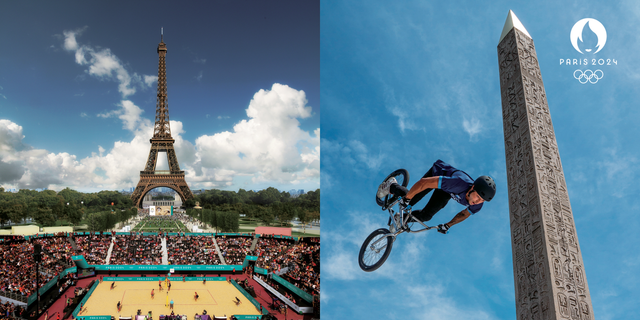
[320,138,386,176]
[462,117,482,139]
[80,112,88,118]
[193,58,206,64]
[217,115,230,120]
[62,27,86,51]
[0,84,319,192]
[96,100,149,132]
[196,71,203,81]
[0,94,6,100]
[62,28,155,98]
[144,75,158,87]
[383,84,420,133]
[193,83,319,186]
[597,148,638,198]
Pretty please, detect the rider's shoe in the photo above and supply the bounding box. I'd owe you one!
[377,177,397,199]
[395,212,404,230]
[388,212,403,233]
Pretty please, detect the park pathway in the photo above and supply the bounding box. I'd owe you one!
[213,237,226,264]
[104,238,115,264]
[67,236,78,251]
[161,236,168,265]
[250,235,259,251]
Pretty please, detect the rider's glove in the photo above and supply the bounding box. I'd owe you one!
[437,224,450,234]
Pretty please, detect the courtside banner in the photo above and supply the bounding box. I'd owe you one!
[27,266,77,306]
[242,255,258,268]
[91,265,243,271]
[111,232,252,236]
[230,279,266,314]
[254,267,268,275]
[253,275,302,313]
[72,255,90,269]
[72,278,100,318]
[102,277,225,281]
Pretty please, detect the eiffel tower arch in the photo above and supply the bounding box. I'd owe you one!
[131,31,193,208]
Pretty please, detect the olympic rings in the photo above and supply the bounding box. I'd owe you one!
[573,69,604,84]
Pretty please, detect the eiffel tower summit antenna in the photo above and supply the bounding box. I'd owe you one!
[131,33,193,208]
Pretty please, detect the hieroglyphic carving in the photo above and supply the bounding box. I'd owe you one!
[499,28,593,319]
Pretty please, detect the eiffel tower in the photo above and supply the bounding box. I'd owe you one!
[131,31,193,208]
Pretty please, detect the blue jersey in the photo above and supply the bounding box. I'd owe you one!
[428,160,483,214]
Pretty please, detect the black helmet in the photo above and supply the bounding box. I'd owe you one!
[473,175,496,202]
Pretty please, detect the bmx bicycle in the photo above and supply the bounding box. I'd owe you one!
[358,169,439,272]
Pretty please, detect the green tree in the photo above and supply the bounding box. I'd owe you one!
[274,202,296,227]
[298,209,313,234]
[87,212,102,232]
[0,200,10,226]
[58,187,82,203]
[7,202,24,224]
[51,197,66,222]
[67,203,83,226]
[34,206,56,227]
[258,206,274,226]
[254,187,281,206]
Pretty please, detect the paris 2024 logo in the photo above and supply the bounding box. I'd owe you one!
[560,18,617,84]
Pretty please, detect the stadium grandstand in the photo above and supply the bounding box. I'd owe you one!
[0,215,320,320]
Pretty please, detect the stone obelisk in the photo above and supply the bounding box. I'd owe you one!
[498,11,593,320]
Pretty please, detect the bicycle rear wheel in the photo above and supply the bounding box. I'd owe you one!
[358,228,394,272]
[376,168,410,207]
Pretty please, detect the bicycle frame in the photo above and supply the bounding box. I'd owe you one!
[369,197,438,248]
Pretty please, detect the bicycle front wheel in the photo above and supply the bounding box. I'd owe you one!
[358,228,394,272]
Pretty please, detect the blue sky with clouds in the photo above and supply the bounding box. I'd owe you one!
[321,0,640,319]
[0,1,319,193]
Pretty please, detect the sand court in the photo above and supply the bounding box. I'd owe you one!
[80,277,261,319]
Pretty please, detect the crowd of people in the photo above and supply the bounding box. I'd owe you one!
[167,235,220,265]
[0,300,25,319]
[32,236,75,274]
[280,241,320,296]
[0,236,74,298]
[0,230,321,318]
[72,233,112,265]
[255,237,295,271]
[216,236,252,265]
[110,234,162,265]
[255,236,320,296]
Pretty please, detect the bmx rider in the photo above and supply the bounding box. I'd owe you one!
[377,159,496,234]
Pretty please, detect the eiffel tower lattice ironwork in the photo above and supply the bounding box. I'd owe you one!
[131,32,193,208]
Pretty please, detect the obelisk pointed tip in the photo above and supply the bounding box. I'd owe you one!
[499,10,531,44]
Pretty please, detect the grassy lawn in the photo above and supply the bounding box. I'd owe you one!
[132,217,188,232]
[291,231,320,238]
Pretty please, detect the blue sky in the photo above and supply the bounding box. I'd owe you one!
[321,1,640,319]
[0,1,319,193]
